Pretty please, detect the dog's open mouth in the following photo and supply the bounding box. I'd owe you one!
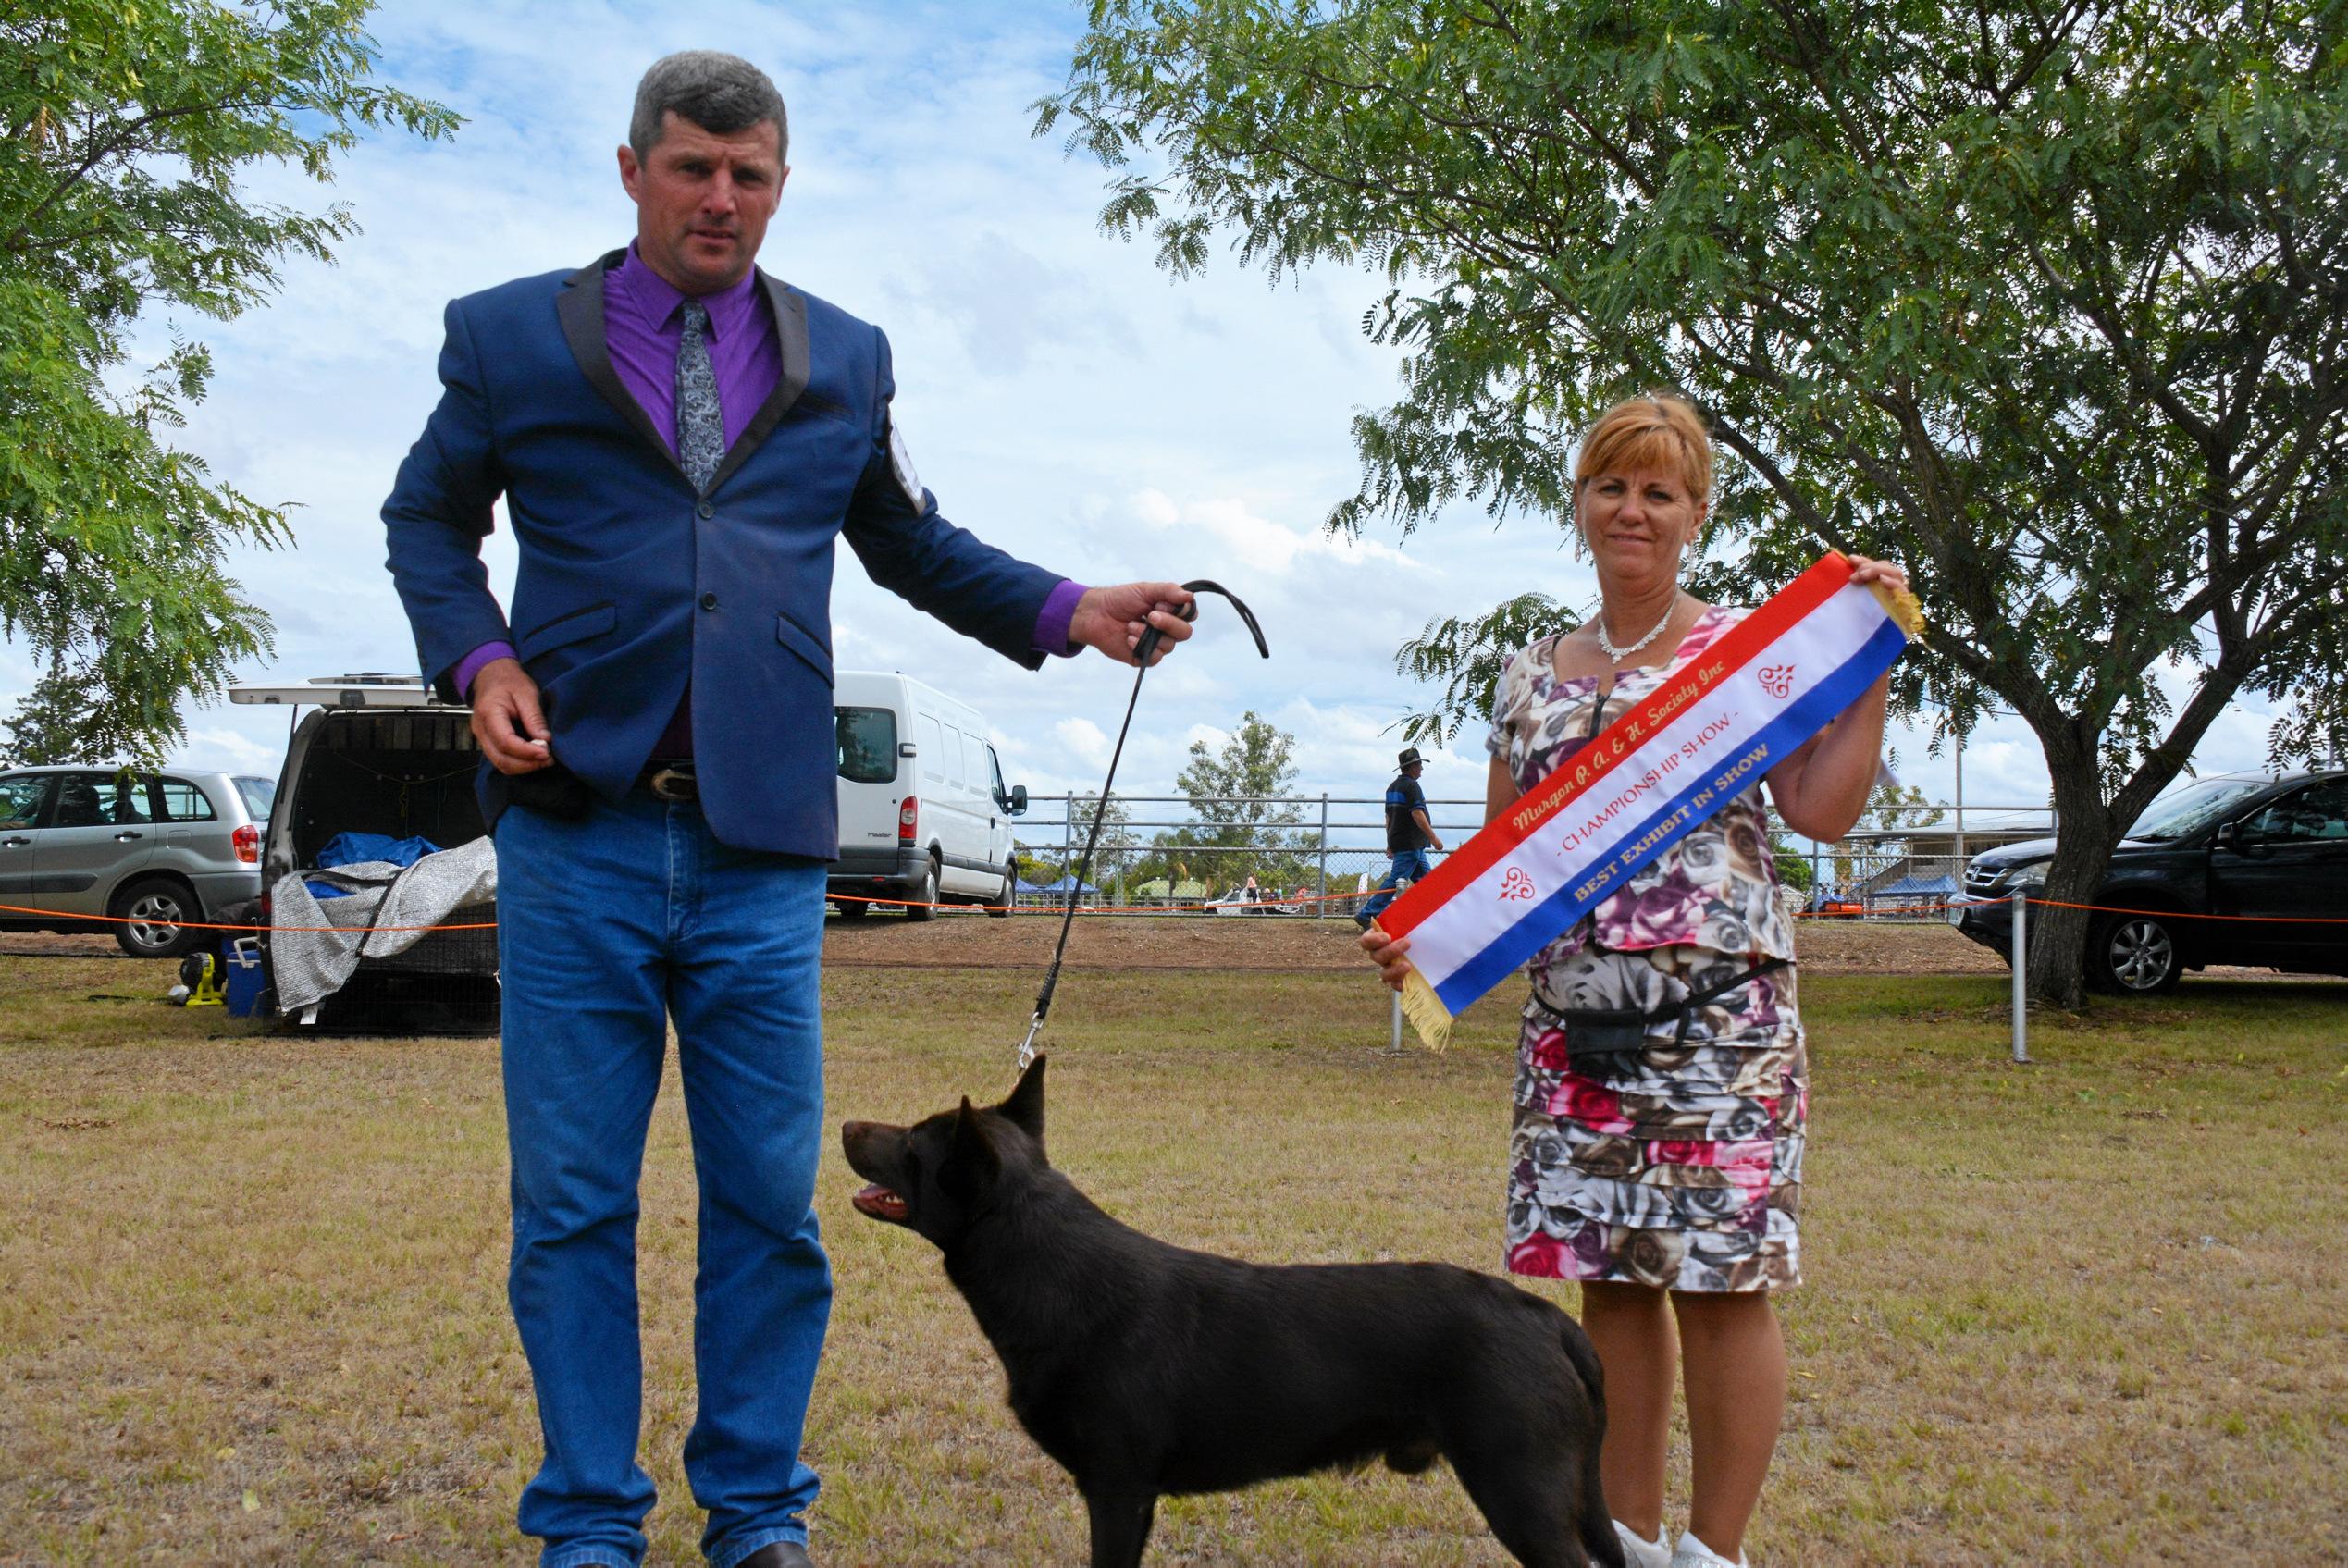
[852,1183,909,1223]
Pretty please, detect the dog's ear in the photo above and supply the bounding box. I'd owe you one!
[942,1095,1000,1189]
[997,1054,1045,1152]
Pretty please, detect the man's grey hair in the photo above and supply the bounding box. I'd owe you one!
[630,51,788,162]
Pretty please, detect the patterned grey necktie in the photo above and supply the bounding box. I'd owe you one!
[675,299,723,491]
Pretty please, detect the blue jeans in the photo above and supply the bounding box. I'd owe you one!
[1361,846,1433,921]
[496,793,832,1568]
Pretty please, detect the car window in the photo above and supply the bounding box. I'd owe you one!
[920,713,945,784]
[51,772,152,826]
[2129,776,2270,841]
[102,774,152,823]
[2243,780,2348,843]
[51,773,107,828]
[155,778,219,822]
[988,746,1008,808]
[834,707,897,784]
[0,775,50,829]
[234,777,277,821]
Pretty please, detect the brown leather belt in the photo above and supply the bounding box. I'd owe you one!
[637,761,698,802]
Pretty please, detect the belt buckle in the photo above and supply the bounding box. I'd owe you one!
[647,765,697,803]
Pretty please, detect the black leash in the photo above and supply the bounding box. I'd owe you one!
[1016,580,1269,1070]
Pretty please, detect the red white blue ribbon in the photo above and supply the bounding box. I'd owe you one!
[1378,553,1922,1048]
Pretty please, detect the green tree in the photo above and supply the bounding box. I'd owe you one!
[2,1,457,761]
[1042,0,2348,1004]
[1829,771,1948,889]
[1067,788,1138,893]
[1012,849,1067,886]
[1165,710,1317,888]
[0,651,109,765]
[1770,833,1815,895]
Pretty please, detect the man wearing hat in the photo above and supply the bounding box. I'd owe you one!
[1357,747,1444,930]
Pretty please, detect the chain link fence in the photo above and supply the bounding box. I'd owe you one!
[1012,796,2055,918]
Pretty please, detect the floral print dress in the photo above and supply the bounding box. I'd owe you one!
[1488,608,1806,1293]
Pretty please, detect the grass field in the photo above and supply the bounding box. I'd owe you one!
[2,936,2343,1565]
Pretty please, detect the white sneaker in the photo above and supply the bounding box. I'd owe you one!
[1670,1530,1749,1568]
[1614,1520,1672,1568]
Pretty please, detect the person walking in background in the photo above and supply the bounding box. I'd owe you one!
[381,51,1193,1568]
[1357,747,1445,931]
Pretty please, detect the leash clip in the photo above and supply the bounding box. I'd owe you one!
[1016,1011,1044,1073]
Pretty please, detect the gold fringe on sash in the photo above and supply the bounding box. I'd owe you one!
[1398,969,1453,1052]
[1371,920,1455,1052]
[1867,579,1927,640]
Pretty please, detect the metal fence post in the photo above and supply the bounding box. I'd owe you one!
[2009,887,2031,1064]
[1317,793,1329,910]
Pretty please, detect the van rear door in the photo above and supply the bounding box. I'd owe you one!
[834,686,904,863]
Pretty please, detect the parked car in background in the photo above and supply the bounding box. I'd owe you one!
[1950,770,2348,993]
[1803,885,1864,919]
[830,671,1026,920]
[0,766,275,957]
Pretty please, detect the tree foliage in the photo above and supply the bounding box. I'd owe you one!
[1067,787,1139,884]
[1160,709,1322,887]
[1043,0,2348,1001]
[0,651,110,766]
[2,0,456,760]
[1392,590,1578,746]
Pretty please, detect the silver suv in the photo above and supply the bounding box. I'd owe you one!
[0,767,275,957]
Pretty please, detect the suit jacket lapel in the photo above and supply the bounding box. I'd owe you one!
[556,250,689,483]
[707,269,811,495]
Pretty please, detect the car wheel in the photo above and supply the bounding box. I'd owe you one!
[906,855,939,921]
[2090,912,2183,994]
[833,895,870,920]
[986,859,1015,919]
[114,877,205,958]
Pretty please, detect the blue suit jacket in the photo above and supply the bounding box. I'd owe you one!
[383,250,1063,858]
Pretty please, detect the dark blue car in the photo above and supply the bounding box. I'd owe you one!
[1949,771,2348,994]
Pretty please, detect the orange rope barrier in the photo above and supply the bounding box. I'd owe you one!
[10,892,2345,939]
[0,900,495,934]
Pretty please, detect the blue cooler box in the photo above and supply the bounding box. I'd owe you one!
[223,938,267,1018]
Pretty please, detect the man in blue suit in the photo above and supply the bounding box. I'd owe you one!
[383,52,1193,1568]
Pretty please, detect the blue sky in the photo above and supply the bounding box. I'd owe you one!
[18,0,2288,847]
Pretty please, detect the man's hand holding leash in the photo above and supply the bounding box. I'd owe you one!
[1069,581,1197,666]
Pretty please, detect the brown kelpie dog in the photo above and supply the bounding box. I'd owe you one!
[842,1057,1623,1568]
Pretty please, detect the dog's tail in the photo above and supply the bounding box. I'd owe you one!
[1562,1322,1626,1568]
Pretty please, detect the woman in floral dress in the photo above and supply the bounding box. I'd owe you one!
[1364,396,1906,1568]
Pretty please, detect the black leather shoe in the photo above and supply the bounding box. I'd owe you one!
[733,1546,812,1568]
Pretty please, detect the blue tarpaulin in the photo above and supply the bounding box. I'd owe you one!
[305,833,442,898]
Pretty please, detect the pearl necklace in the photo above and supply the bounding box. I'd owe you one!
[1596,595,1681,661]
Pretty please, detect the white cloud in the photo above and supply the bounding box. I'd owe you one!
[1052,716,1110,771]
[1131,490,1424,578]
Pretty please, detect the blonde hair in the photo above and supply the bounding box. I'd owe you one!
[1574,394,1713,509]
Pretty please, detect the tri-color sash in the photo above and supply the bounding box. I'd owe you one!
[1377,553,1923,1049]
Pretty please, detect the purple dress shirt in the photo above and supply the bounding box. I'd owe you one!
[451,243,1086,752]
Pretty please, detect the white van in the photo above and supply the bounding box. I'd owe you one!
[832,671,1026,920]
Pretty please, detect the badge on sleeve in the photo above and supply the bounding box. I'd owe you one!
[887,417,924,510]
